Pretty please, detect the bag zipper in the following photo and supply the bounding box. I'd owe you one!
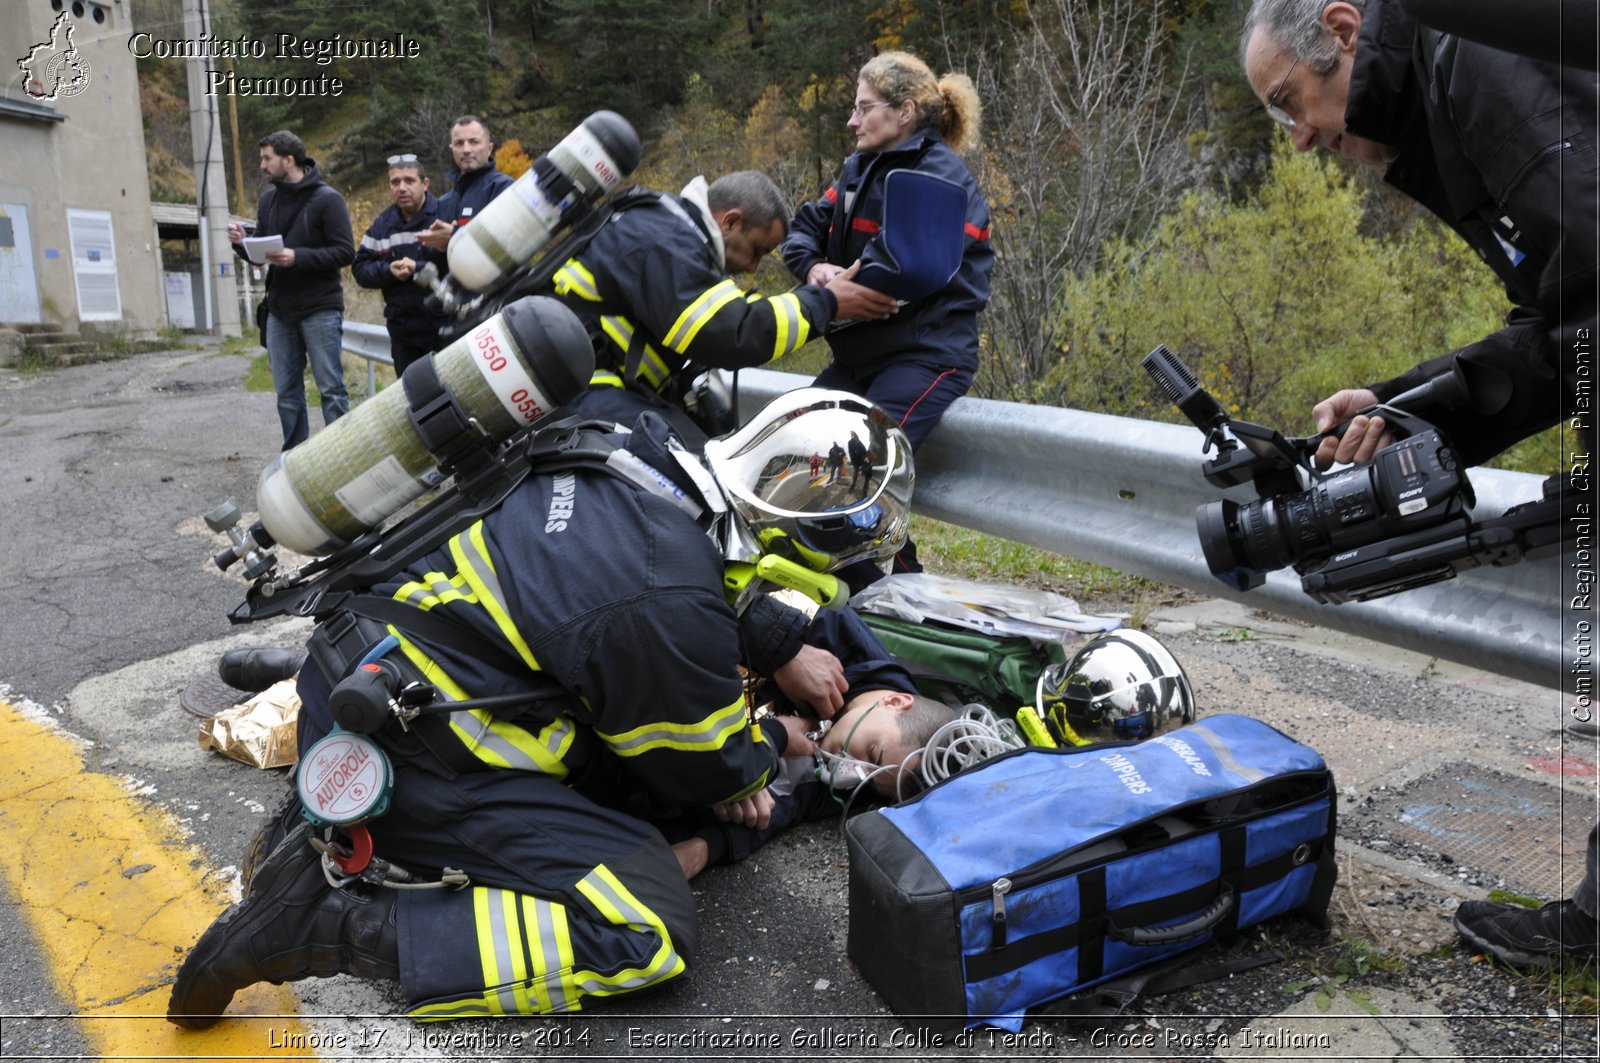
[960,776,1333,915]
[991,877,1012,947]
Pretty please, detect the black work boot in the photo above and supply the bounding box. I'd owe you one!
[218,646,307,693]
[1455,898,1600,969]
[239,791,306,896]
[167,822,400,1029]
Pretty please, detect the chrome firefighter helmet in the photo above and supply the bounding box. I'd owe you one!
[703,388,913,573]
[1037,629,1195,743]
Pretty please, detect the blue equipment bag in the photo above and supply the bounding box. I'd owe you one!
[844,714,1337,1031]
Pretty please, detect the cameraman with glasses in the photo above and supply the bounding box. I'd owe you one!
[1241,0,1597,971]
[1241,0,1596,471]
[351,154,451,377]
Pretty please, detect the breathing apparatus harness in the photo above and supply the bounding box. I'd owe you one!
[215,397,849,890]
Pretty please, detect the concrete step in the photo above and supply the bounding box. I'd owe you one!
[18,330,83,346]
[23,342,110,367]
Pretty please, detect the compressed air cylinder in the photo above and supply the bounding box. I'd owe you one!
[447,110,643,293]
[256,296,594,556]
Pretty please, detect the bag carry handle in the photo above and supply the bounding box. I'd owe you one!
[1106,882,1234,947]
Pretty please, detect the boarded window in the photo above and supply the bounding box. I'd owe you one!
[67,208,121,322]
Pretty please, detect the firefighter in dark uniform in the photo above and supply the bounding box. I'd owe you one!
[168,390,914,1026]
[417,115,517,267]
[351,155,450,377]
[546,170,898,444]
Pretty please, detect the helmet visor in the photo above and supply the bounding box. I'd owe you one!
[705,389,913,570]
[1036,630,1196,742]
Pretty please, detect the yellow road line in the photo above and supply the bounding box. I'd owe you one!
[0,697,310,1061]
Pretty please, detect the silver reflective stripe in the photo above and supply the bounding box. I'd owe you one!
[396,574,468,609]
[1182,723,1268,783]
[447,708,548,772]
[483,888,524,1015]
[772,292,806,355]
[583,870,648,926]
[461,534,511,616]
[410,999,493,1019]
[573,969,650,993]
[601,700,745,756]
[556,261,601,300]
[662,280,740,352]
[360,230,424,253]
[530,897,577,1013]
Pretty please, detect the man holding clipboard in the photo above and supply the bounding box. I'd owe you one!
[229,129,355,451]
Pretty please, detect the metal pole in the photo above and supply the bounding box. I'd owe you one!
[182,0,242,337]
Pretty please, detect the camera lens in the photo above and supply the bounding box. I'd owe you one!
[1197,488,1332,590]
[1197,499,1266,590]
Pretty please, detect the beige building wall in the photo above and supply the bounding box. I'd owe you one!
[1,0,164,334]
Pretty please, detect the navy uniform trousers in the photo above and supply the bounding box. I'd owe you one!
[295,665,697,1019]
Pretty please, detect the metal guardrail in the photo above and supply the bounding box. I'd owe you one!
[341,322,392,397]
[733,368,1564,691]
[337,327,1564,689]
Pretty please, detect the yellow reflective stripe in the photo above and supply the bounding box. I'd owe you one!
[722,768,773,804]
[498,888,532,1015]
[552,898,578,1006]
[768,291,810,357]
[600,315,634,358]
[635,345,672,390]
[453,711,574,775]
[597,694,750,757]
[393,569,476,610]
[473,887,508,1017]
[663,278,741,352]
[572,866,686,994]
[522,894,581,1014]
[388,555,575,775]
[408,998,496,1021]
[452,523,539,670]
[391,632,574,776]
[552,259,601,301]
[393,631,471,699]
[449,526,576,773]
[411,872,682,1021]
[589,370,625,388]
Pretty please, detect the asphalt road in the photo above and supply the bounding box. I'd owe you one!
[0,343,1594,1062]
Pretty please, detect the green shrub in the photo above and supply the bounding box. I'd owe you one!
[1045,140,1510,446]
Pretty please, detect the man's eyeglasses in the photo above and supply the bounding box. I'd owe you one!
[387,153,419,165]
[1264,54,1301,129]
[851,100,897,118]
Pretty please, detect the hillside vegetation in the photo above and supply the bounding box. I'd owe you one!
[134,0,1537,468]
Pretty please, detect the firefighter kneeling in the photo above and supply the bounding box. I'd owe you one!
[168,389,913,1026]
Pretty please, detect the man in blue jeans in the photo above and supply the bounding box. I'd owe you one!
[229,130,355,450]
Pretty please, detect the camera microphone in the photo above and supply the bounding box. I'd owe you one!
[1142,346,1230,442]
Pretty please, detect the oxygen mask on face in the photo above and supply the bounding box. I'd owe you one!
[813,746,877,791]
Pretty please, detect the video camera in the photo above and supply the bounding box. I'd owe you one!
[1141,345,1569,604]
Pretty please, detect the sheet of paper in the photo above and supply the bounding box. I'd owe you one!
[241,235,284,264]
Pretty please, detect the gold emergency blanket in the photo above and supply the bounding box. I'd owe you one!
[198,678,300,769]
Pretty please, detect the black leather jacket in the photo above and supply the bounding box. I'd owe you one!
[1350,0,1598,464]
